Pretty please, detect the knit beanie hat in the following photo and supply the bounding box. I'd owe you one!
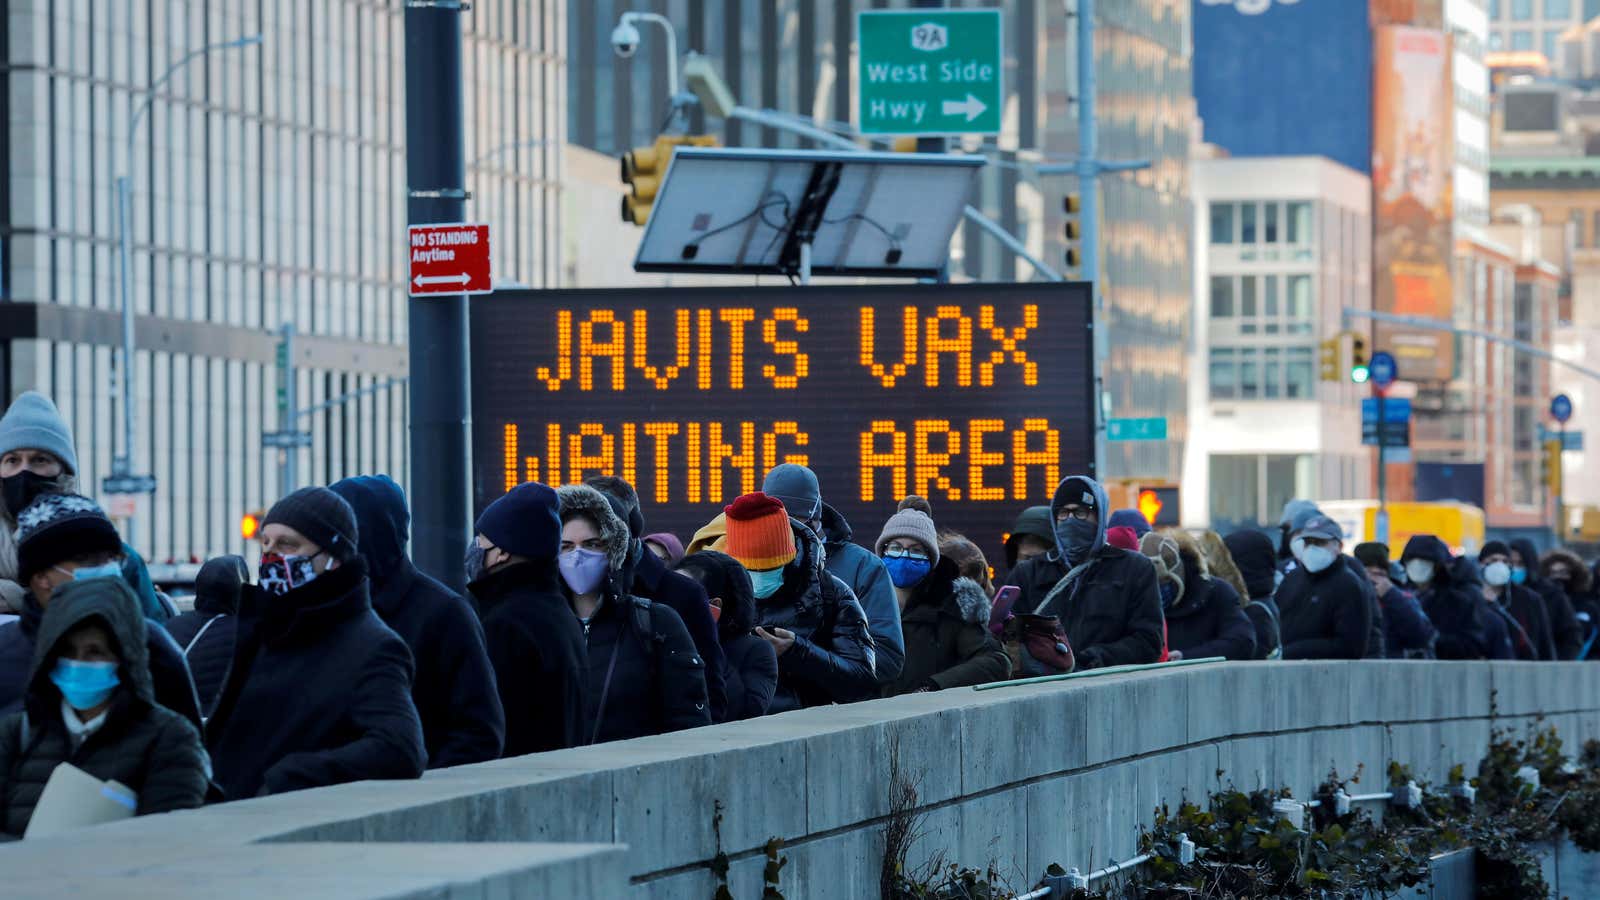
[1478,540,1511,563]
[0,391,79,475]
[15,493,123,582]
[876,507,941,566]
[762,464,822,522]
[475,481,562,561]
[1105,525,1140,552]
[644,532,686,566]
[724,493,797,571]
[1107,508,1152,538]
[1353,542,1391,570]
[263,486,359,563]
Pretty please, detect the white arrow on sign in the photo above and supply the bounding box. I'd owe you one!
[414,272,471,287]
[941,93,988,123]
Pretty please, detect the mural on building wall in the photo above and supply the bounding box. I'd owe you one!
[1372,25,1455,382]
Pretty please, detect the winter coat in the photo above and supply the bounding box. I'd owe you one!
[120,544,170,623]
[883,558,1010,697]
[1493,583,1557,662]
[0,592,201,731]
[1274,558,1372,660]
[1541,549,1595,657]
[1378,587,1437,659]
[632,545,728,724]
[0,578,206,838]
[1402,536,1512,660]
[332,475,504,768]
[470,559,589,756]
[205,559,426,800]
[1511,539,1582,660]
[1225,530,1283,659]
[1347,555,1387,659]
[819,503,905,684]
[673,551,776,722]
[1003,478,1164,669]
[1165,540,1256,661]
[556,485,710,744]
[163,555,246,718]
[757,520,878,712]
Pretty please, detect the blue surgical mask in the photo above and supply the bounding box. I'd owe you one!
[57,561,123,582]
[749,567,786,599]
[883,555,933,589]
[559,548,610,596]
[51,658,120,711]
[1055,517,1099,565]
[1511,566,1528,585]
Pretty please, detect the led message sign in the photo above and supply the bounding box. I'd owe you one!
[470,284,1095,559]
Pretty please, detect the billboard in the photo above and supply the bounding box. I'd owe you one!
[1372,26,1454,382]
[470,284,1097,561]
[1192,0,1373,174]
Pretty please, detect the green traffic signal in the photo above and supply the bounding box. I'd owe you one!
[1350,365,1370,385]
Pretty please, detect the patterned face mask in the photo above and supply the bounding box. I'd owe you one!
[259,552,322,596]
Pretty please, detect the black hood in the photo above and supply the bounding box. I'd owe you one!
[195,554,248,616]
[28,576,152,713]
[329,475,410,580]
[1509,539,1544,576]
[1224,530,1278,599]
[675,550,756,640]
[1401,535,1456,585]
[1004,505,1054,569]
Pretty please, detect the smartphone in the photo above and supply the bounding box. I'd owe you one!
[989,585,1021,636]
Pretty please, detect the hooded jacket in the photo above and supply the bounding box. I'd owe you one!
[1540,549,1596,626]
[205,558,426,799]
[556,485,710,744]
[883,557,1010,696]
[1224,529,1283,660]
[331,476,504,768]
[1493,581,1557,661]
[1401,536,1512,660]
[819,502,905,684]
[757,519,878,712]
[0,578,207,837]
[1163,534,1256,661]
[1003,476,1164,669]
[673,551,777,722]
[1274,540,1372,660]
[1515,539,1584,660]
[163,555,246,717]
[1003,506,1055,572]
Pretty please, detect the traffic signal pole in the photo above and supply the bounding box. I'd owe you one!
[1375,385,1389,546]
[404,2,472,590]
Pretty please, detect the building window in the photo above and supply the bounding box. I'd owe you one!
[1591,210,1600,248]
[1241,203,1258,243]
[1511,29,1534,50]
[1286,202,1312,244]
[1286,274,1314,334]
[1211,273,1315,335]
[1211,276,1234,318]
[1264,203,1280,244]
[1211,348,1237,399]
[1209,346,1315,400]
[1588,0,1600,21]
[1490,32,1505,51]
[1492,0,1501,15]
[1511,0,1534,19]
[1545,30,1562,62]
[1210,203,1234,244]
[1285,347,1314,398]
[1240,276,1258,333]
[1546,0,1573,18]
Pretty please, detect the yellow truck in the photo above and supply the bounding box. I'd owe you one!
[1317,500,1486,556]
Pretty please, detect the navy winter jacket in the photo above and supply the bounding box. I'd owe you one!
[631,547,728,724]
[1274,560,1372,660]
[1401,536,1512,660]
[820,503,905,683]
[1378,587,1437,658]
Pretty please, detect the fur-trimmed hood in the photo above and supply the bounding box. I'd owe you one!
[1541,549,1593,595]
[554,483,632,573]
[948,575,991,625]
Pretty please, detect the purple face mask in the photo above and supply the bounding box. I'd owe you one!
[559,548,610,595]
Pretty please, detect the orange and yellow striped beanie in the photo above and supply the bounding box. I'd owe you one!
[724,492,797,571]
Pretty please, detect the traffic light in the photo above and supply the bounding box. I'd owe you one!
[1063,194,1082,270]
[1137,486,1181,527]
[891,136,919,153]
[1318,337,1341,382]
[240,510,265,541]
[620,134,718,226]
[1544,439,1563,494]
[1349,333,1369,384]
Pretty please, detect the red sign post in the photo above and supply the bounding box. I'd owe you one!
[408,222,492,297]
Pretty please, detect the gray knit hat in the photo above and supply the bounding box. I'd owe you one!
[263,487,359,563]
[876,508,940,566]
[0,392,78,475]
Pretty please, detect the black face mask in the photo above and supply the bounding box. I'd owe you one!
[1,471,55,518]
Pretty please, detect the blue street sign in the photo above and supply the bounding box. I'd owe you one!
[1361,397,1411,424]
[1368,351,1398,389]
[101,474,157,495]
[1537,425,1584,451]
[1552,394,1574,425]
[1106,417,1168,441]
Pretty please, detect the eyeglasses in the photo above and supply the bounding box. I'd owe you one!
[1056,507,1093,522]
[882,547,931,562]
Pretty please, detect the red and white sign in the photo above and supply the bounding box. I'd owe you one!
[408,222,492,297]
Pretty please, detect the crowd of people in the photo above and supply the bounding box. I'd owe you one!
[1,388,1598,838]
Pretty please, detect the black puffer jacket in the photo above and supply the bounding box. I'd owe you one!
[163,555,246,717]
[1402,536,1511,660]
[1274,557,1372,660]
[1223,529,1283,659]
[557,485,710,744]
[470,559,588,756]
[674,551,776,722]
[0,578,206,838]
[1165,540,1256,661]
[631,545,728,724]
[883,557,1010,696]
[206,559,426,799]
[1513,539,1582,660]
[819,503,904,685]
[757,520,878,712]
[1003,477,1164,669]
[1493,583,1557,662]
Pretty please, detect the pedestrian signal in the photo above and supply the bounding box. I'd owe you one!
[240,511,264,541]
[1137,486,1180,527]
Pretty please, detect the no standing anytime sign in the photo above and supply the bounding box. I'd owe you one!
[408,222,493,297]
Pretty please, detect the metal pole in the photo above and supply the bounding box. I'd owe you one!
[1074,0,1108,479]
[405,2,472,590]
[279,323,298,494]
[1558,425,1566,540]
[1376,388,1388,546]
[114,175,136,479]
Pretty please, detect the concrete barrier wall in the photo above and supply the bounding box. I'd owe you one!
[7,660,1600,898]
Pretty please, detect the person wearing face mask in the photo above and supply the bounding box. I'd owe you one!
[1223,529,1284,660]
[1540,549,1597,652]
[673,551,777,721]
[1508,539,1581,660]
[556,484,709,744]
[206,486,424,800]
[1478,542,1556,661]
[724,492,877,711]
[0,576,207,837]
[763,464,904,686]
[1272,516,1372,659]
[1142,531,1256,661]
[1351,542,1436,659]
[0,493,200,730]
[0,393,81,610]
[1003,506,1056,577]
[162,555,247,718]
[1004,475,1163,669]
[467,481,588,756]
[874,502,1009,697]
[1399,535,1512,660]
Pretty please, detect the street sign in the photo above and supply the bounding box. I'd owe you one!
[408,222,492,297]
[101,474,157,495]
[1106,417,1168,441]
[1552,394,1574,425]
[1360,397,1411,424]
[261,431,314,449]
[1537,426,1585,451]
[857,9,1004,136]
[1369,351,1398,389]
[1361,397,1411,448]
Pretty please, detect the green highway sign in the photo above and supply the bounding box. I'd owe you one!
[1107,417,1168,442]
[857,9,1003,137]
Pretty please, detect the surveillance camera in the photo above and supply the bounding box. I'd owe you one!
[611,21,641,58]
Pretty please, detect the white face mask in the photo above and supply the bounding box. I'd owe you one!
[1483,561,1511,588]
[1290,536,1307,562]
[1301,545,1337,574]
[1405,559,1436,586]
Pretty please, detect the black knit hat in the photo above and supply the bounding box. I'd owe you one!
[15,493,124,582]
[263,487,359,563]
[1353,542,1390,570]
[476,481,562,560]
[1478,540,1511,562]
